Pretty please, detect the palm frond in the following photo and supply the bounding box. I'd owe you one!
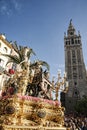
[30,60,50,71]
[6,59,17,65]
[2,54,21,65]
[18,47,25,61]
[27,48,36,59]
[37,60,50,71]
[12,43,23,60]
[30,62,38,69]
[12,42,19,53]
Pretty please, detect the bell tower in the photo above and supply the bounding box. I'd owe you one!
[64,20,87,112]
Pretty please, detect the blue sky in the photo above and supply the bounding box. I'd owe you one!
[0,0,87,80]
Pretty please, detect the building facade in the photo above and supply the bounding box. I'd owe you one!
[64,20,87,112]
[0,34,13,89]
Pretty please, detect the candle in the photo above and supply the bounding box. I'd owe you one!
[64,72,67,78]
[66,81,69,87]
[58,70,61,79]
[58,69,61,75]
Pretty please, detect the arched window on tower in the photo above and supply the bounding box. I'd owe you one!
[78,39,80,44]
[66,41,67,45]
[72,59,76,64]
[78,66,83,79]
[73,87,80,99]
[67,51,71,64]
[67,67,72,79]
[77,50,81,63]
[72,50,75,58]
[71,38,74,44]
[73,72,77,79]
[75,39,77,44]
[70,32,73,35]
[72,50,76,64]
[73,66,77,72]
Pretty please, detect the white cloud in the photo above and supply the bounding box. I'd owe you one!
[0,4,12,16]
[0,0,22,16]
[11,0,21,11]
[1,5,7,13]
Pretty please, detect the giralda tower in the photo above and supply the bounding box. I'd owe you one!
[64,20,87,112]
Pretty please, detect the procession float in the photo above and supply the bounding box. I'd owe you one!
[0,43,68,130]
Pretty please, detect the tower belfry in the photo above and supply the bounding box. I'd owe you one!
[64,20,87,112]
[67,19,76,36]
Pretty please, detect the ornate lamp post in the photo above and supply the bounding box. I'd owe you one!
[52,70,69,100]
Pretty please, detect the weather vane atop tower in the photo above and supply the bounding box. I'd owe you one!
[70,19,72,24]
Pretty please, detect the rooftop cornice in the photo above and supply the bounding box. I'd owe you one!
[0,35,12,49]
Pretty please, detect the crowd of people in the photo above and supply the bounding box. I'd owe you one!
[64,114,87,130]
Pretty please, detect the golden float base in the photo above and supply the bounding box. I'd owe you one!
[0,96,65,130]
[3,125,66,130]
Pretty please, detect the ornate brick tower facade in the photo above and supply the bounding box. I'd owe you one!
[64,20,87,112]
